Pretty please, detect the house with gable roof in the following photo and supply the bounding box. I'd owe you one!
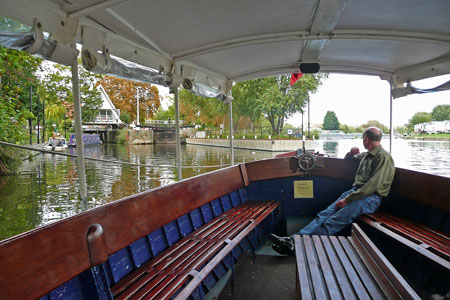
[83,85,123,130]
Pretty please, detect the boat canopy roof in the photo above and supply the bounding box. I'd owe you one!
[1,0,450,94]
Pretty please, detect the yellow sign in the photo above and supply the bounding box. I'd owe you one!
[294,180,314,198]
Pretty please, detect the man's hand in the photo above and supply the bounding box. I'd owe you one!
[335,199,347,209]
[349,147,360,155]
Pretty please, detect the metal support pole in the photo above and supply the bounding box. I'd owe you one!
[301,110,304,137]
[307,98,310,138]
[29,86,33,145]
[174,88,182,180]
[229,102,234,165]
[389,83,394,153]
[37,95,40,143]
[136,87,140,126]
[71,58,88,202]
[64,112,67,139]
[42,100,45,143]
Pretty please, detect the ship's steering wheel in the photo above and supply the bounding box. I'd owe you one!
[297,152,317,171]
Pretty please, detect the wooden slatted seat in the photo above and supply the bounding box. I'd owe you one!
[294,223,421,300]
[111,200,279,300]
[358,212,450,270]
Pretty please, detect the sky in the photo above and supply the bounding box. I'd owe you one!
[286,74,450,128]
[158,73,449,128]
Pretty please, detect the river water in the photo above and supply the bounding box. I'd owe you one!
[0,139,449,240]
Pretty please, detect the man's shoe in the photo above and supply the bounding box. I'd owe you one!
[272,243,291,255]
[270,234,294,256]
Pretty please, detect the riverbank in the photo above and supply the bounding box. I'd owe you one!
[186,138,317,151]
[402,133,450,141]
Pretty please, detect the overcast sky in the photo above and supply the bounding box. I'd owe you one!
[287,74,450,128]
[158,74,449,128]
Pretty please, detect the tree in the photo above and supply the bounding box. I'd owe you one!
[361,120,389,133]
[0,46,41,174]
[154,101,176,121]
[177,89,230,129]
[323,111,339,130]
[406,112,431,132]
[431,104,450,121]
[232,74,326,134]
[120,112,131,125]
[98,75,161,124]
[39,61,103,124]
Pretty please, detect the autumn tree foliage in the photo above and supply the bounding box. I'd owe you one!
[179,89,227,127]
[98,75,161,124]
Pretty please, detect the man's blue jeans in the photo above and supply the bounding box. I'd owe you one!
[297,187,381,236]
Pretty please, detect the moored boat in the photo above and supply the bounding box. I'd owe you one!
[0,0,449,299]
[42,137,68,152]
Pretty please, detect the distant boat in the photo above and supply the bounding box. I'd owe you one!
[67,134,103,147]
[42,137,68,152]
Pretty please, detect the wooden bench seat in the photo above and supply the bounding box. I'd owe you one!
[294,223,420,300]
[358,212,450,270]
[112,200,279,300]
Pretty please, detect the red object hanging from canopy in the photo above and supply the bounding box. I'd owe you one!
[290,73,303,86]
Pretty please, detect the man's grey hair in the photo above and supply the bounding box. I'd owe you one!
[363,127,382,142]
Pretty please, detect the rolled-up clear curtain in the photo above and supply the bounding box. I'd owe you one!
[182,79,233,103]
[0,24,78,66]
[81,48,172,86]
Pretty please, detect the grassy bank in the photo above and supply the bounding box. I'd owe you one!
[405,133,450,141]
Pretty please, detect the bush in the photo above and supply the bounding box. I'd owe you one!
[116,129,129,144]
[0,146,24,175]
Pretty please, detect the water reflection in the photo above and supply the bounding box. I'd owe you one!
[322,141,338,155]
[0,140,449,240]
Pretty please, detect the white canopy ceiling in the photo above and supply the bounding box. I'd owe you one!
[1,0,450,88]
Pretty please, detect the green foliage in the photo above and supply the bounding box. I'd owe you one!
[310,129,320,140]
[120,111,131,124]
[39,61,103,123]
[431,104,450,121]
[232,74,326,134]
[154,101,175,121]
[395,126,406,135]
[179,89,227,126]
[409,112,432,125]
[406,112,431,132]
[361,120,389,133]
[0,46,42,174]
[116,129,129,144]
[323,111,339,130]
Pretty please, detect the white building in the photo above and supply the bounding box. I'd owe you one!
[94,85,122,125]
[415,120,450,134]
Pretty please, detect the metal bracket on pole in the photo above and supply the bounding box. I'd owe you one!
[71,55,88,203]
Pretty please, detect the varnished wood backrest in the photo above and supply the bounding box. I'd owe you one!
[389,167,450,213]
[0,165,246,300]
[245,156,450,213]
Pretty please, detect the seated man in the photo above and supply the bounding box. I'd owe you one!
[271,127,395,255]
